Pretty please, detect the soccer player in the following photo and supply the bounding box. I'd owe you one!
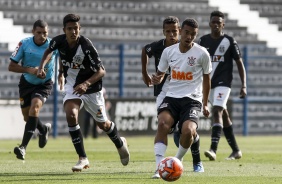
[198,10,247,160]
[37,14,130,172]
[141,16,205,178]
[8,20,56,160]
[152,18,212,176]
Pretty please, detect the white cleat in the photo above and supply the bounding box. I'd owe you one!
[117,137,130,166]
[151,170,160,179]
[72,157,90,172]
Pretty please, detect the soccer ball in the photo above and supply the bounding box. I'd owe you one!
[158,156,183,182]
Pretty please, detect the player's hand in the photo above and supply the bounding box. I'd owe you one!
[142,72,153,87]
[239,87,247,99]
[151,74,163,85]
[58,74,65,91]
[202,105,210,118]
[37,68,46,79]
[73,82,89,96]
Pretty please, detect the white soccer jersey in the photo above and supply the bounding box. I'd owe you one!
[158,43,212,102]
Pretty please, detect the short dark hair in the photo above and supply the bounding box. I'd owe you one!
[63,14,80,27]
[210,11,225,20]
[181,18,199,29]
[33,20,48,30]
[163,16,180,29]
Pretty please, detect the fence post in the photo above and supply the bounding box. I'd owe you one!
[52,57,58,138]
[119,44,124,97]
[242,46,248,136]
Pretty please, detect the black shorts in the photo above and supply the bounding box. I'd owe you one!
[157,96,202,133]
[18,75,53,108]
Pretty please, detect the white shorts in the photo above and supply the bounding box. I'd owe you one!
[156,80,169,110]
[62,84,108,123]
[209,86,231,109]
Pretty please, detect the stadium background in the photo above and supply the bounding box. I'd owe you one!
[1,0,282,139]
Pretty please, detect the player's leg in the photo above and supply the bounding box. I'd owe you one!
[84,91,129,166]
[64,97,89,172]
[223,109,242,160]
[153,110,174,178]
[205,87,230,161]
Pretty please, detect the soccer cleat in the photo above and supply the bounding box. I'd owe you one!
[39,123,51,148]
[193,162,204,172]
[117,137,130,166]
[204,149,216,161]
[72,157,90,172]
[226,150,242,160]
[151,170,160,179]
[14,146,26,160]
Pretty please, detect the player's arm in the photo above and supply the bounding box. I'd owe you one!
[141,47,153,87]
[8,60,38,75]
[235,58,247,98]
[202,73,211,118]
[37,48,53,79]
[152,70,165,85]
[58,58,64,91]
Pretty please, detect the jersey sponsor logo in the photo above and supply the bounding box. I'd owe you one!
[85,50,95,65]
[187,56,196,66]
[210,55,224,62]
[171,70,193,80]
[61,59,85,69]
[11,42,22,57]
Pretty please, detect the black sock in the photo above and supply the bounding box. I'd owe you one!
[106,122,123,149]
[20,116,38,148]
[210,125,222,153]
[223,125,240,152]
[37,119,45,134]
[69,125,86,158]
[190,134,201,164]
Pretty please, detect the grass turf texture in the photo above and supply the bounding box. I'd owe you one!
[1,135,282,183]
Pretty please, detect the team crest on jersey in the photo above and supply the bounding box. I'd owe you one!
[73,54,84,65]
[219,45,225,53]
[187,56,196,66]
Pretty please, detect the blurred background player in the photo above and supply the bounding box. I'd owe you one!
[8,20,56,160]
[151,18,211,177]
[37,14,129,172]
[198,10,247,161]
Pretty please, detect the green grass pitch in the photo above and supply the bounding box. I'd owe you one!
[1,135,282,184]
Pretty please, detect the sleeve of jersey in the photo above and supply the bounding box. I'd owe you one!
[144,43,153,58]
[49,37,59,51]
[231,38,241,60]
[86,45,103,71]
[10,41,24,63]
[201,50,212,74]
[157,48,169,73]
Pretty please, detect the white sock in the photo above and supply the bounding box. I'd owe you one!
[175,144,189,161]
[154,142,167,170]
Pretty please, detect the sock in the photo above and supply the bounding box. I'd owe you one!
[154,142,167,170]
[190,134,201,164]
[69,124,87,158]
[37,119,45,134]
[106,121,123,149]
[223,124,240,152]
[210,123,222,153]
[173,131,180,148]
[175,143,188,161]
[20,116,38,148]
